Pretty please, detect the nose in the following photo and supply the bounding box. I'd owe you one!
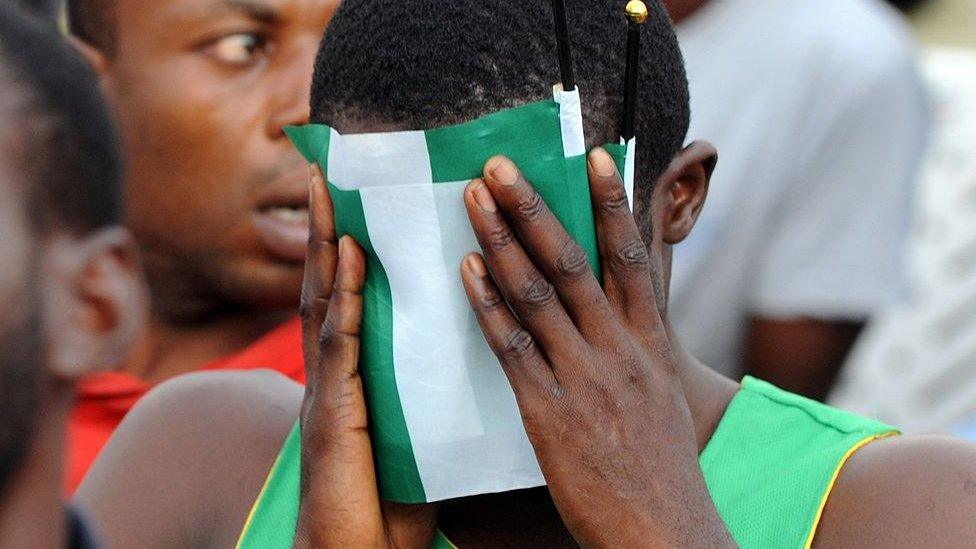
[268,40,317,138]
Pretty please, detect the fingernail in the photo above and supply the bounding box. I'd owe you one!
[338,235,347,258]
[465,254,488,278]
[487,157,518,186]
[589,148,616,178]
[471,182,497,213]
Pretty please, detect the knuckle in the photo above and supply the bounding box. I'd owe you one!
[317,319,338,349]
[614,239,650,271]
[518,275,558,310]
[501,328,537,362]
[597,187,632,217]
[513,190,547,224]
[298,294,314,320]
[478,286,506,311]
[547,382,567,401]
[554,240,591,279]
[485,224,515,252]
[299,294,328,321]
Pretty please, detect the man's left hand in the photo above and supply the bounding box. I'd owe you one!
[459,149,734,548]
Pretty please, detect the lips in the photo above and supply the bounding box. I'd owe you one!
[252,170,310,264]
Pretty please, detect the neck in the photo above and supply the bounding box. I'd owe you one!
[123,308,290,385]
[0,384,71,549]
[668,330,740,453]
[659,254,740,451]
[662,0,712,24]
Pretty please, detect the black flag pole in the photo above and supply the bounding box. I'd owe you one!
[621,0,647,141]
[551,0,576,91]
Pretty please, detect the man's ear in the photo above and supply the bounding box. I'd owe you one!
[44,227,144,381]
[656,140,717,244]
[66,35,116,102]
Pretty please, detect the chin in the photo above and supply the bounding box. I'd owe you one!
[226,263,305,310]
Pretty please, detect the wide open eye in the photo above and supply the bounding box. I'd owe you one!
[204,33,270,67]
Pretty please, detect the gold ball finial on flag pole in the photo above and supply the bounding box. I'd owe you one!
[625,0,648,24]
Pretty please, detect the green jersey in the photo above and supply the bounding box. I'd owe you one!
[237,377,897,548]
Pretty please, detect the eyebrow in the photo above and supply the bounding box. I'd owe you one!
[167,0,283,25]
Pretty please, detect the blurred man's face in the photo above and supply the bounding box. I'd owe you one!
[105,0,338,318]
[0,122,42,495]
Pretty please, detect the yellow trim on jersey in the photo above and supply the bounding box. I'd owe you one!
[803,432,898,548]
[235,447,287,549]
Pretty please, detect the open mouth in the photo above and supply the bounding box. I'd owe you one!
[261,204,310,226]
[252,199,310,264]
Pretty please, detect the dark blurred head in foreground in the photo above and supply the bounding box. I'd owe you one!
[67,0,339,321]
[0,2,140,541]
[14,0,62,20]
[885,0,929,12]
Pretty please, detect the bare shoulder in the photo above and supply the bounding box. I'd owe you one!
[814,434,976,548]
[75,370,303,549]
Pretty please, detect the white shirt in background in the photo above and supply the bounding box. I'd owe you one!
[830,48,976,433]
[670,0,928,377]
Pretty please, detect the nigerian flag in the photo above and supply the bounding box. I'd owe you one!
[286,88,635,504]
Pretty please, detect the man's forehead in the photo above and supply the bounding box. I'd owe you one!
[132,0,331,25]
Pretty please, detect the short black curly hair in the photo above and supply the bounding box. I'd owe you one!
[311,0,690,207]
[0,3,122,234]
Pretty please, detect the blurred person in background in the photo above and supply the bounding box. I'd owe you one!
[61,0,339,492]
[0,5,142,547]
[831,0,976,437]
[663,0,927,400]
[15,0,62,21]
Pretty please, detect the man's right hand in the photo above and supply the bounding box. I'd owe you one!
[294,165,437,549]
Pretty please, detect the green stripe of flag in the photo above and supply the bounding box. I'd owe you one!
[425,100,564,183]
[284,123,426,503]
[327,183,426,503]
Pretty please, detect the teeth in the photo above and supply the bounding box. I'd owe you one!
[267,206,309,225]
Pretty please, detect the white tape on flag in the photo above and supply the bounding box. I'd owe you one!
[554,86,585,158]
[327,128,432,190]
[624,137,636,210]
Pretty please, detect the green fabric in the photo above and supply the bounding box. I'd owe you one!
[235,422,300,549]
[602,142,628,179]
[238,377,897,548]
[700,377,897,547]
[423,100,565,183]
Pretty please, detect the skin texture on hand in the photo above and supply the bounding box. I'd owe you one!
[458,150,735,548]
[294,165,436,549]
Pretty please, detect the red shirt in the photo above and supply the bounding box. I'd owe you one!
[65,317,304,494]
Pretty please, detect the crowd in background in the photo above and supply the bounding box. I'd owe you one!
[1,0,976,545]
